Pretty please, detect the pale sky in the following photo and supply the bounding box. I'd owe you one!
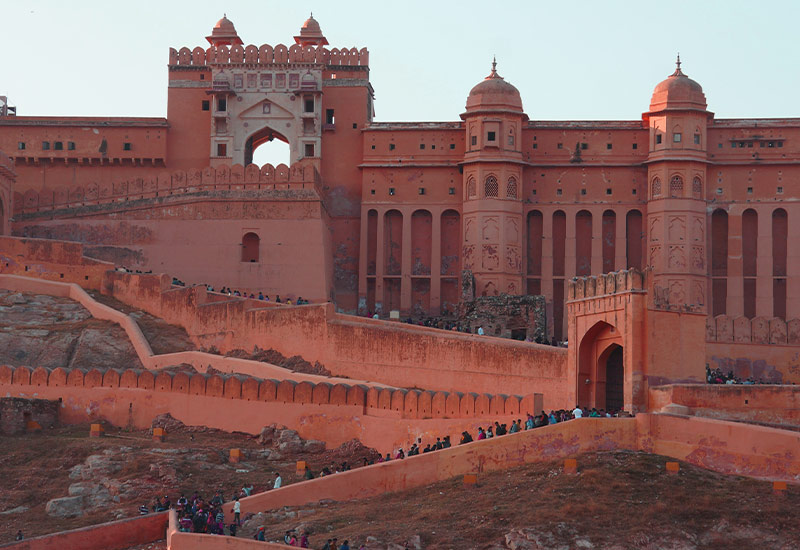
[3,0,799,165]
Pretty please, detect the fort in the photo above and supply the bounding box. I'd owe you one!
[0,13,799,550]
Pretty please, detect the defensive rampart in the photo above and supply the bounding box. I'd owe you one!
[13,161,319,218]
[169,43,368,67]
[649,383,800,427]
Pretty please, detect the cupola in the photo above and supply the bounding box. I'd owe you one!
[206,15,244,47]
[649,56,707,112]
[465,58,523,114]
[294,13,329,47]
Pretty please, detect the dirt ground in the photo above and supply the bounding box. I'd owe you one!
[246,450,800,550]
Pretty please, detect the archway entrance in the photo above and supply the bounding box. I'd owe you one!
[245,126,290,167]
[604,345,624,412]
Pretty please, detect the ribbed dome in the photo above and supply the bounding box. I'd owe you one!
[649,57,707,112]
[465,59,523,113]
[294,13,329,46]
[206,14,243,46]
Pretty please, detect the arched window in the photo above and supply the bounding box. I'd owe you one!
[670,176,683,198]
[484,176,498,198]
[241,232,260,262]
[506,177,518,199]
[652,177,661,197]
[692,177,702,198]
[467,177,476,199]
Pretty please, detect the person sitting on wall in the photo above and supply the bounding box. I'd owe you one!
[286,298,293,305]
[422,443,432,453]
[477,326,485,335]
[275,295,282,303]
[476,427,486,440]
[273,472,282,489]
[509,419,520,434]
[572,405,584,419]
[254,527,266,541]
[138,503,149,515]
[460,431,474,444]
[486,426,494,438]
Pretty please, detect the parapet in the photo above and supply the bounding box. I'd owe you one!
[169,44,369,68]
[567,269,646,301]
[13,160,320,217]
[706,314,800,345]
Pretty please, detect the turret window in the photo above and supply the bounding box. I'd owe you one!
[506,177,518,199]
[484,176,498,198]
[467,177,476,198]
[693,177,703,198]
[487,131,496,142]
[652,177,662,197]
[670,176,684,197]
[673,133,682,143]
[656,135,662,144]
[694,134,701,145]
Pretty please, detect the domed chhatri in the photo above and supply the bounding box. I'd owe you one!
[466,58,523,112]
[649,55,707,112]
[206,14,244,47]
[294,13,329,46]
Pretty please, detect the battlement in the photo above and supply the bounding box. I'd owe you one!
[13,160,320,217]
[706,314,800,345]
[566,269,646,301]
[169,44,369,68]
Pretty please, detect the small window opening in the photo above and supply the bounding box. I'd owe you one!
[471,136,477,146]
[54,141,63,150]
[606,188,612,195]
[581,189,587,195]
[304,143,315,157]
[216,143,227,156]
[448,187,455,195]
[777,186,784,194]
[389,187,395,195]
[694,134,701,144]
[123,142,132,151]
[304,97,314,113]
[371,145,375,150]
[418,187,425,195]
[325,109,335,124]
[18,142,25,150]
[67,141,75,150]
[557,143,563,149]
[487,131,496,142]
[632,143,638,150]
[42,141,50,150]
[241,232,260,263]
[352,123,357,129]
[419,143,425,150]
[606,143,612,150]
[673,133,682,143]
[580,142,588,150]
[533,143,538,149]
[747,187,753,194]
[656,134,662,144]
[217,98,227,111]
[389,143,396,151]
[449,143,455,150]
[202,100,210,111]
[556,189,563,196]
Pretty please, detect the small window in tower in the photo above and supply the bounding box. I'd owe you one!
[606,188,612,195]
[389,187,395,195]
[304,97,314,113]
[777,186,784,194]
[656,135,662,144]
[768,141,775,148]
[581,189,587,195]
[352,123,357,129]
[747,187,753,194]
[217,143,227,156]
[304,143,315,157]
[431,144,436,150]
[370,189,375,195]
[200,73,205,80]
[557,143,563,149]
[217,98,227,112]
[731,142,736,148]
[389,143,396,151]
[471,136,477,146]
[487,131,496,142]
[484,176,499,197]
[508,135,514,146]
[607,143,612,150]
[419,143,425,150]
[532,189,537,195]
[418,187,425,195]
[448,187,455,195]
[123,142,132,151]
[202,100,210,111]
[17,141,25,150]
[68,141,75,150]
[371,145,375,150]
[694,133,701,145]
[673,133,682,143]
[556,189,563,196]
[632,189,637,195]
[632,143,638,150]
[54,141,63,150]
[748,141,754,148]
[533,143,538,149]
[718,143,723,148]
[450,143,455,150]
[581,143,588,150]
[778,141,784,147]
[42,141,50,150]
[325,109,335,124]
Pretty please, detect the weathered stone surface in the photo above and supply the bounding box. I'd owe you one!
[302,440,326,454]
[45,496,84,518]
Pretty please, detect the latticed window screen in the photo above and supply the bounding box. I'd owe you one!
[692,177,702,198]
[670,176,684,197]
[467,177,476,198]
[652,177,661,196]
[485,176,499,197]
[506,177,518,199]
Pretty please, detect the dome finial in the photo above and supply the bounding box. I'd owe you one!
[671,53,685,77]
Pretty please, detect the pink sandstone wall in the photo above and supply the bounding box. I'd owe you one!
[0,512,167,550]
[649,384,800,427]
[0,365,542,453]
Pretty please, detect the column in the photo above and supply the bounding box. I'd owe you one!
[615,208,627,272]
[430,207,442,315]
[591,207,603,276]
[726,209,744,317]
[786,204,800,318]
[755,206,773,317]
[375,208,385,314]
[400,208,412,313]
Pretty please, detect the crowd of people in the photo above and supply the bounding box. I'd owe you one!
[207,286,310,305]
[706,365,781,385]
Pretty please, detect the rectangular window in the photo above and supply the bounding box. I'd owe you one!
[778,141,784,148]
[304,143,315,157]
[768,141,775,148]
[418,187,425,195]
[731,142,736,148]
[419,143,425,150]
[304,97,314,113]
[448,187,455,195]
[632,189,637,195]
[233,74,243,89]
[656,135,662,144]
[581,142,588,150]
[557,143,563,149]
[202,100,210,111]
[777,186,784,194]
[217,98,227,112]
[508,135,514,146]
[389,187,395,195]
[261,74,272,88]
[607,143,612,150]
[216,143,227,156]
[747,187,753,194]
[748,141,753,148]
[487,131,496,142]
[123,142,132,151]
[581,188,587,195]
[673,133,682,143]
[17,141,25,150]
[606,188,612,195]
[450,143,455,150]
[760,141,766,148]
[471,136,477,146]
[67,141,75,150]
[370,189,375,195]
[632,143,638,149]
[694,133,701,144]
[556,189,562,196]
[389,143,395,150]
[533,143,538,149]
[42,141,50,150]
[54,141,63,150]
[371,145,375,150]
[325,109,335,124]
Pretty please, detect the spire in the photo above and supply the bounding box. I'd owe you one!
[487,56,502,80]
[672,53,685,77]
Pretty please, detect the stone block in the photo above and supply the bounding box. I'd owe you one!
[46,496,84,518]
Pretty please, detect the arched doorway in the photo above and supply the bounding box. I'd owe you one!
[604,345,624,412]
[241,232,260,262]
[245,125,290,167]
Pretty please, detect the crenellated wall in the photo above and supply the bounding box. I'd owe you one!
[13,161,320,218]
[169,44,369,67]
